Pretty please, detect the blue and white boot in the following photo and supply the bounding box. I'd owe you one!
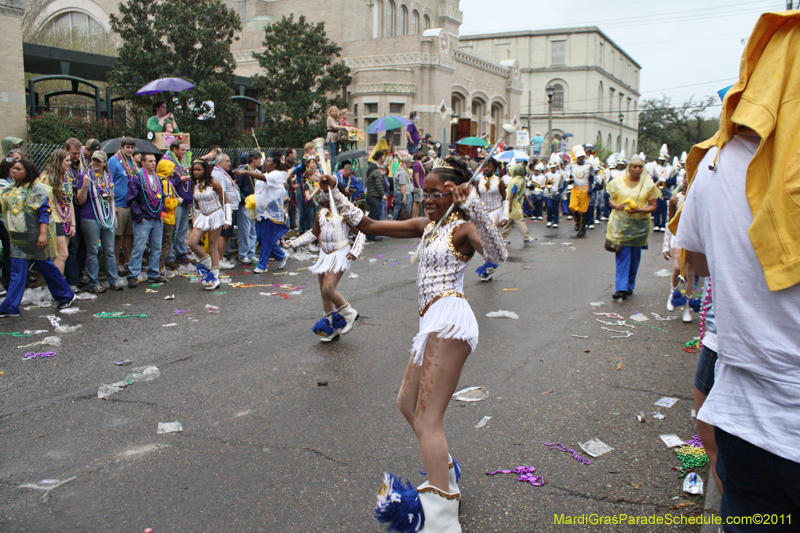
[448,455,462,493]
[336,302,359,334]
[417,482,461,533]
[475,262,498,282]
[312,313,343,343]
[204,267,220,290]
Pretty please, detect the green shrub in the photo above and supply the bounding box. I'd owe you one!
[28,113,134,144]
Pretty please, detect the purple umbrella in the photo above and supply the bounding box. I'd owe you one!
[136,77,195,96]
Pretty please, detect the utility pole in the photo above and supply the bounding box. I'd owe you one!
[546,85,554,155]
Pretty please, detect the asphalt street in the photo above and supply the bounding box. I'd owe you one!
[0,219,708,532]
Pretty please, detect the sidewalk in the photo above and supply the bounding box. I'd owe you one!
[701,475,722,533]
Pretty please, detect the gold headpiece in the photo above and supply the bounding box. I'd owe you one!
[432,158,454,171]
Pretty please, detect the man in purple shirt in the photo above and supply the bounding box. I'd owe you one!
[406,112,421,154]
[164,140,192,265]
[126,153,165,286]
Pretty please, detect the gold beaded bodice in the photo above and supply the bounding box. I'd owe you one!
[416,212,470,316]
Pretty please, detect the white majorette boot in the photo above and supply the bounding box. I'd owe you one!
[667,286,677,311]
[336,302,359,334]
[682,303,693,323]
[448,455,461,493]
[417,482,461,533]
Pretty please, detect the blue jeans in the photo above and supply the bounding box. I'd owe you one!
[129,218,163,280]
[392,192,412,219]
[237,205,257,259]
[615,246,642,292]
[716,426,800,531]
[531,193,543,218]
[0,257,73,315]
[81,218,118,288]
[170,202,191,261]
[297,194,316,235]
[588,190,603,222]
[545,197,560,223]
[328,142,339,162]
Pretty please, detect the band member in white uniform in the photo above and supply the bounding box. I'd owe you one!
[543,160,564,228]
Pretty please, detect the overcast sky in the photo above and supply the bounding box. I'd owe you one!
[459,0,787,115]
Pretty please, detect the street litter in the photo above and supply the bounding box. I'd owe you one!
[164,295,175,300]
[628,321,669,333]
[54,324,82,334]
[177,264,195,274]
[23,303,50,311]
[653,268,672,277]
[288,272,299,276]
[289,291,302,295]
[348,273,359,279]
[205,304,220,314]
[539,242,554,245]
[628,313,649,322]
[174,310,190,315]
[502,288,517,291]
[18,336,61,348]
[22,330,48,335]
[162,323,177,327]
[589,302,605,307]
[98,365,160,400]
[542,442,591,465]
[580,438,614,457]
[74,292,98,300]
[683,473,704,495]
[616,362,623,371]
[561,242,573,246]
[651,412,666,420]
[19,476,77,502]
[486,466,544,486]
[637,411,645,422]
[113,360,132,366]
[485,310,519,319]
[660,434,685,448]
[571,334,588,339]
[145,288,158,293]
[210,291,227,295]
[594,312,625,319]
[655,397,679,408]
[368,258,377,263]
[23,352,56,359]
[475,416,492,428]
[59,307,80,315]
[452,386,489,402]
[157,421,183,434]
[600,327,634,338]
[43,315,61,327]
[690,409,696,418]
[651,312,678,321]
[20,287,53,306]
[95,312,147,319]
[675,438,709,477]
[288,250,316,261]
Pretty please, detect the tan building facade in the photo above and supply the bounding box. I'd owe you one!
[460,27,641,155]
[26,0,522,149]
[1,0,28,141]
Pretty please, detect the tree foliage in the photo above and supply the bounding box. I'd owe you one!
[637,96,719,157]
[108,0,243,147]
[28,113,132,144]
[251,15,350,147]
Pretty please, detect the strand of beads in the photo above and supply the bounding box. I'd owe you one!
[698,277,712,349]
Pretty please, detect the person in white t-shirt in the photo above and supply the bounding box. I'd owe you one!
[677,129,800,523]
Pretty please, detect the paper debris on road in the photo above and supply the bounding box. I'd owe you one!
[98,366,160,400]
[486,310,519,319]
[164,295,175,300]
[659,434,685,448]
[653,268,672,277]
[654,397,679,408]
[628,313,650,322]
[651,412,666,420]
[475,416,492,429]
[157,421,183,434]
[348,273,359,278]
[580,438,614,457]
[452,386,489,402]
[54,324,82,334]
[162,323,177,327]
[589,302,605,307]
[75,293,98,300]
[59,308,80,315]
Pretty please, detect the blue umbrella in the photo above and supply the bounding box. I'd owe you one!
[494,150,530,162]
[136,77,195,96]
[367,115,413,134]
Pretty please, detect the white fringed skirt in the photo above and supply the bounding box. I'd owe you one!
[309,245,352,275]
[411,296,479,366]
[193,209,225,232]
[488,207,503,226]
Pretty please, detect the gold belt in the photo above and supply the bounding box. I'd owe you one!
[419,291,467,317]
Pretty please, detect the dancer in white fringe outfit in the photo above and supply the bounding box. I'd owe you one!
[285,191,366,343]
[474,157,508,282]
[187,160,230,291]
[319,156,507,533]
[662,171,695,322]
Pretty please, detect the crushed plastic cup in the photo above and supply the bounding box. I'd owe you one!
[485,310,520,319]
[59,307,81,315]
[42,336,62,347]
[683,472,704,495]
[205,304,220,314]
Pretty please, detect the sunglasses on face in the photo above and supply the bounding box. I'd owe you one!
[421,191,452,201]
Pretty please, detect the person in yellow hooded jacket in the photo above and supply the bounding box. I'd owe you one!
[156,158,180,277]
[499,162,534,247]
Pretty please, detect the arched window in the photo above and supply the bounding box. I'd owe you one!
[632,140,636,154]
[399,5,407,36]
[47,11,105,36]
[552,83,564,111]
[625,138,629,154]
[386,0,395,38]
[372,0,382,38]
[424,14,431,30]
[410,10,418,35]
[598,82,604,113]
[597,131,602,146]
[616,135,621,151]
[608,134,612,150]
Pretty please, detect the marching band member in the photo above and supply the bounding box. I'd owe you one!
[318,157,507,533]
[645,145,676,232]
[528,163,546,220]
[543,160,564,228]
[284,182,365,342]
[604,156,627,220]
[588,165,605,229]
[475,157,507,281]
[566,145,594,237]
[663,170,695,322]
